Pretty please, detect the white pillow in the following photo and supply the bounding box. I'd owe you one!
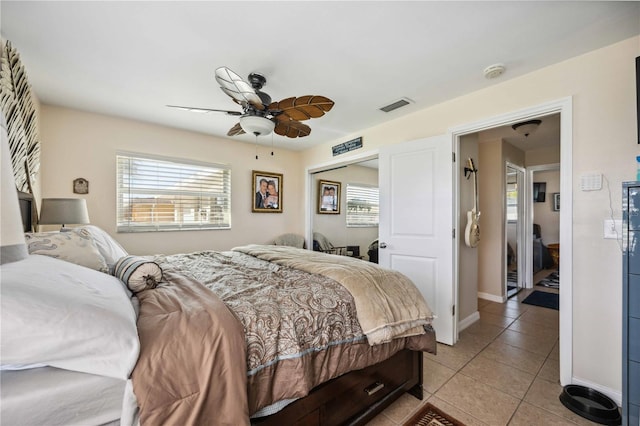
[0,255,140,380]
[25,231,108,273]
[64,225,128,272]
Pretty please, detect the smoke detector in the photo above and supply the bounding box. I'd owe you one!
[483,63,506,79]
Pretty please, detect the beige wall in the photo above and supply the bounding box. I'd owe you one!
[458,135,479,322]
[502,141,525,170]
[300,37,640,394]
[533,170,560,244]
[477,139,525,299]
[39,106,305,255]
[312,164,378,259]
[526,145,560,166]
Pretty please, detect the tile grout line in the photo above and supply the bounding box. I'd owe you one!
[427,308,530,425]
[421,295,562,426]
[461,300,561,425]
[505,335,558,425]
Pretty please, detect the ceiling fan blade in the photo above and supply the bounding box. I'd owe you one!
[214,67,264,110]
[167,105,242,116]
[274,120,311,138]
[268,96,334,121]
[227,122,245,137]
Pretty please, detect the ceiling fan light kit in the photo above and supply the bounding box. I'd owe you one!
[169,66,334,140]
[512,119,542,137]
[240,115,275,136]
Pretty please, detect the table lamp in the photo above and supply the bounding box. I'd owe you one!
[39,198,90,230]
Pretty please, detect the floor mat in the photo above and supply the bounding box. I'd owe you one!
[403,403,466,426]
[522,290,559,310]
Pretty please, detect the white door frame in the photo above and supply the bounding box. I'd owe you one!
[449,97,573,386]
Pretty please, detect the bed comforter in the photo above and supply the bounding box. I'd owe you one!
[131,247,436,425]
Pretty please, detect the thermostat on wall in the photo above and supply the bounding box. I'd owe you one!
[580,173,602,191]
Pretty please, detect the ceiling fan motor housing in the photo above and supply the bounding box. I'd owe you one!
[248,72,266,89]
[248,73,271,105]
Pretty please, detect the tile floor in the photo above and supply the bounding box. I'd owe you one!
[366,281,601,425]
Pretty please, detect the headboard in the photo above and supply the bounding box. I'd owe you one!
[17,191,33,232]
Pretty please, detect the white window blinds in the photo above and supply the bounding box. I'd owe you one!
[116,153,231,232]
[346,184,379,227]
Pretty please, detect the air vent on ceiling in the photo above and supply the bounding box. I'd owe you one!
[379,98,413,113]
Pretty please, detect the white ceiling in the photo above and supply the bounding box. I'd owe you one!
[2,2,638,151]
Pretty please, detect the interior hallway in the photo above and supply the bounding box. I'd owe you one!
[367,285,600,425]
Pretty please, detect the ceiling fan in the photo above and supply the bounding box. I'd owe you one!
[168,67,334,139]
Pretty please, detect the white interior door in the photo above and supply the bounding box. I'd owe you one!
[379,135,455,345]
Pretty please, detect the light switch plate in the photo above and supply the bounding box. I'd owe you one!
[603,219,622,239]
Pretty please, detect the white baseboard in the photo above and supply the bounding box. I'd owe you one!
[458,311,480,332]
[570,376,622,406]
[477,292,506,303]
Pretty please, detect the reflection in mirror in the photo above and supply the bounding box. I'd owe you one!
[312,159,379,262]
[505,164,524,298]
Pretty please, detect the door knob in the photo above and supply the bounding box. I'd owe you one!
[379,242,387,249]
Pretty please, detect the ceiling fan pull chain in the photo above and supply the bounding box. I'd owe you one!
[271,132,274,156]
[255,134,259,160]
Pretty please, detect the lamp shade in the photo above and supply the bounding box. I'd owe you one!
[39,198,90,226]
[239,115,275,136]
[0,112,28,264]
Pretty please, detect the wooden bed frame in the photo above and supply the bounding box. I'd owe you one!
[16,190,426,425]
[253,349,424,426]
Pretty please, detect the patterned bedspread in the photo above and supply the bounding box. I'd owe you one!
[154,250,366,375]
[146,249,436,417]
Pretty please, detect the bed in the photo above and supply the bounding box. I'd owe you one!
[1,191,436,425]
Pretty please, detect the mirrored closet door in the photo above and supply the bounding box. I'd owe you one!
[311,159,379,263]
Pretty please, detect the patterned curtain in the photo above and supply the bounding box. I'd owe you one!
[0,39,40,193]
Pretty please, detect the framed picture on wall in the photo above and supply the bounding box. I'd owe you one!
[533,182,546,202]
[553,193,560,211]
[318,180,341,214]
[252,170,283,213]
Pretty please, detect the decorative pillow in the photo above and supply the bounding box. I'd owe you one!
[1,255,139,379]
[114,255,163,293]
[25,231,108,273]
[63,225,128,273]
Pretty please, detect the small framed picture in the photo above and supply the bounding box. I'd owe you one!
[533,182,546,202]
[252,170,283,213]
[553,193,560,211]
[73,178,89,194]
[317,180,341,214]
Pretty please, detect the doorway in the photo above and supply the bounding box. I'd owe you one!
[451,97,572,385]
[527,164,561,288]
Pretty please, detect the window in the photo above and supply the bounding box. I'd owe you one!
[116,153,231,232]
[346,184,379,227]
